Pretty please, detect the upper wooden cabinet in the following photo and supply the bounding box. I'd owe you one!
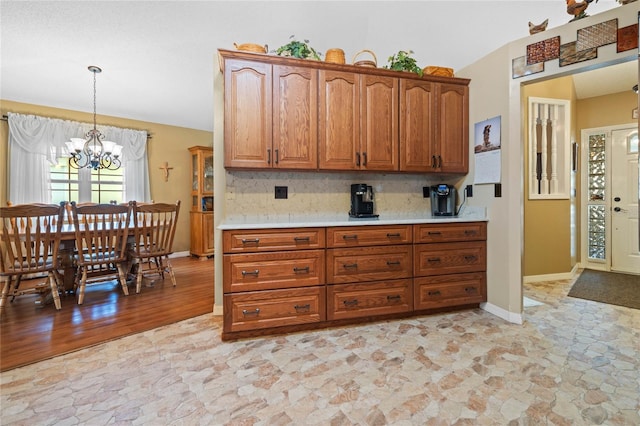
[219,49,469,174]
[436,83,469,173]
[223,59,317,169]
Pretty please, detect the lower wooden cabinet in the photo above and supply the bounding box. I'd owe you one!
[414,272,486,310]
[327,279,413,320]
[224,286,326,332]
[222,221,487,340]
[190,211,214,258]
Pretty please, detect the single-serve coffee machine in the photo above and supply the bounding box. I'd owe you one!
[430,184,457,216]
[349,183,378,218]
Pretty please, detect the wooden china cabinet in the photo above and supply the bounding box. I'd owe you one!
[189,146,214,258]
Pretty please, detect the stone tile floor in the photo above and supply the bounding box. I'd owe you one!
[1,276,638,425]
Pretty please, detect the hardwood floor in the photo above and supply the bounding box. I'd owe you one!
[0,255,214,372]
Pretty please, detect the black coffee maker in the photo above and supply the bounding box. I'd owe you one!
[430,184,457,216]
[349,184,378,218]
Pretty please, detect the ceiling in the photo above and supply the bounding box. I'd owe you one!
[0,1,632,133]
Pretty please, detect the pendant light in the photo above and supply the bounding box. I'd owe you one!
[66,66,122,170]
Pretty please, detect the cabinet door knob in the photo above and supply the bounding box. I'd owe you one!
[293,236,310,242]
[465,287,477,293]
[342,234,358,240]
[362,152,367,166]
[343,263,358,269]
[427,257,441,263]
[464,255,477,261]
[267,148,271,164]
[241,269,259,277]
[427,231,441,235]
[241,238,260,244]
[242,308,260,317]
[275,149,279,164]
[386,233,401,238]
[293,266,310,274]
[343,299,358,307]
[386,260,401,266]
[428,290,441,296]
[387,294,401,302]
[356,152,361,166]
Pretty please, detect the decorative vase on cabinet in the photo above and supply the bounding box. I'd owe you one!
[189,146,214,258]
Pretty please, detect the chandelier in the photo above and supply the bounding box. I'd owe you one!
[66,66,122,170]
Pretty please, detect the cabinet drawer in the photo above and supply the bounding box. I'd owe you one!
[414,273,486,310]
[326,225,412,247]
[327,279,412,321]
[224,250,325,293]
[414,241,486,276]
[326,245,412,284]
[414,222,486,243]
[224,286,326,332]
[223,228,325,253]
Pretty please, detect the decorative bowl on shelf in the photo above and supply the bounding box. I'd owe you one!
[234,43,268,54]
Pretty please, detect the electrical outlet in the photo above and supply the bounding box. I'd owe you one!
[423,186,430,198]
[275,186,288,199]
[466,184,473,197]
[495,183,502,198]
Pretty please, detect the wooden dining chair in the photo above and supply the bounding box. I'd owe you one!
[129,200,181,294]
[70,201,132,304]
[0,202,66,313]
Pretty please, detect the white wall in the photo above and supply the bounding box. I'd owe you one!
[457,3,639,323]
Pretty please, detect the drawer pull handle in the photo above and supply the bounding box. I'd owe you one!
[464,230,477,235]
[386,260,401,266]
[342,234,358,240]
[343,299,358,307]
[427,257,441,263]
[386,233,401,238]
[464,255,477,261]
[241,269,259,277]
[294,236,310,242]
[294,304,310,312]
[241,238,260,244]
[427,231,442,235]
[293,266,310,274]
[465,287,477,293]
[242,308,260,317]
[387,295,401,302]
[428,290,441,296]
[342,263,358,269]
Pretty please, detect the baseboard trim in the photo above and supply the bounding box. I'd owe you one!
[169,251,191,258]
[523,263,579,283]
[213,304,223,316]
[481,302,523,324]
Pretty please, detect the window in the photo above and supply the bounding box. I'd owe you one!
[50,158,124,205]
[586,133,606,260]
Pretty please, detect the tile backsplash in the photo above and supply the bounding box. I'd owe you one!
[223,170,461,222]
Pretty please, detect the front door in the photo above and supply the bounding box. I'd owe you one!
[611,128,640,273]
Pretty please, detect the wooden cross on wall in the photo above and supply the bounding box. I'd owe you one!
[159,161,173,182]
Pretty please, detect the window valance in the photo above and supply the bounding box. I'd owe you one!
[6,112,150,204]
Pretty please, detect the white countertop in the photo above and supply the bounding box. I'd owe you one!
[218,206,487,230]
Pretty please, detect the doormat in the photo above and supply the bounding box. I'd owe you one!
[568,269,640,310]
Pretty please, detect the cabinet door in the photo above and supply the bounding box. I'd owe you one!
[361,74,398,171]
[318,70,360,170]
[437,83,469,173]
[224,59,272,168]
[399,79,436,172]
[273,65,318,170]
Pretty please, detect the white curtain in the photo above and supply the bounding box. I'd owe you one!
[7,112,150,203]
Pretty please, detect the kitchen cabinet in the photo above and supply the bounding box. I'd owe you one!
[436,83,469,173]
[189,146,214,258]
[318,71,398,171]
[222,227,326,336]
[223,58,317,169]
[399,80,469,173]
[413,222,486,310]
[219,49,469,174]
[221,221,486,340]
